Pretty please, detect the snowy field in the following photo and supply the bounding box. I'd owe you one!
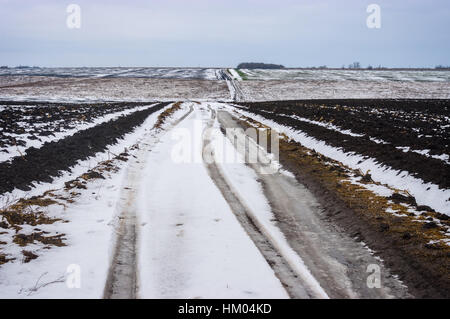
[0,77,230,102]
[1,68,450,102]
[0,70,449,298]
[238,69,450,82]
[3,67,449,82]
[0,67,222,80]
[237,79,450,100]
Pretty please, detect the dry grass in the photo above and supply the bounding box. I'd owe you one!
[22,250,38,263]
[13,232,66,247]
[1,195,64,232]
[153,102,183,129]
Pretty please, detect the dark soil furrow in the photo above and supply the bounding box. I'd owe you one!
[0,102,170,195]
[236,100,450,190]
[0,101,160,151]
[238,99,449,156]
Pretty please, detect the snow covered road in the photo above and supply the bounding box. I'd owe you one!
[105,102,408,299]
[134,104,288,298]
[0,101,416,298]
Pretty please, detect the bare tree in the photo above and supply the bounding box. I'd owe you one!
[348,62,361,69]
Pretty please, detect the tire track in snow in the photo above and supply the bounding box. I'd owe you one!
[218,69,245,102]
[103,104,193,299]
[214,108,411,299]
[203,106,326,299]
[137,104,289,298]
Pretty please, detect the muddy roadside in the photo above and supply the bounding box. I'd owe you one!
[278,146,450,298]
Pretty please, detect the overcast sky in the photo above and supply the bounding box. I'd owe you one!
[0,0,449,68]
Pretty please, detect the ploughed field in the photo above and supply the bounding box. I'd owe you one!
[236,99,450,191]
[0,101,155,153]
[0,98,449,298]
[0,101,170,194]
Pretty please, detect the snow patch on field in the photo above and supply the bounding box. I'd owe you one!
[240,69,450,82]
[269,112,364,137]
[397,146,450,165]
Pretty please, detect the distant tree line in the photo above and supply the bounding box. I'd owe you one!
[237,62,285,69]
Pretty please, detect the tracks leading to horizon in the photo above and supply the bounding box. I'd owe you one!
[102,102,413,299]
[218,69,245,102]
[0,101,423,298]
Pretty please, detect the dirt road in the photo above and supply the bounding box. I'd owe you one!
[214,109,410,298]
[102,102,411,298]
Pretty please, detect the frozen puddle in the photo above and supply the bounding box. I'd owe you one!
[137,106,288,298]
